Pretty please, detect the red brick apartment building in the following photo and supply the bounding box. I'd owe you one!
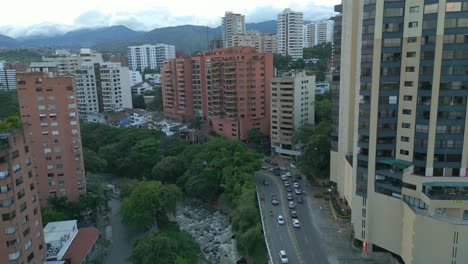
[16,73,86,204]
[162,47,273,140]
[0,130,46,264]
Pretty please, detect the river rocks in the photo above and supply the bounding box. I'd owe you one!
[176,199,238,264]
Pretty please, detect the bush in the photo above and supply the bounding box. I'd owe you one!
[313,193,323,198]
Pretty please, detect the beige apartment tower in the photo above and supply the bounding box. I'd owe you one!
[331,1,468,263]
[221,12,246,48]
[270,71,315,157]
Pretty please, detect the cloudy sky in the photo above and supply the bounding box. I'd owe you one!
[0,0,340,38]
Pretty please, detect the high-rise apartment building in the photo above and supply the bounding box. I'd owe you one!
[127,44,176,71]
[270,71,315,157]
[42,49,104,77]
[0,129,46,264]
[221,12,246,48]
[74,63,133,118]
[330,1,468,263]
[277,8,304,60]
[16,72,86,204]
[232,32,277,53]
[0,61,16,91]
[162,47,273,140]
[305,20,334,47]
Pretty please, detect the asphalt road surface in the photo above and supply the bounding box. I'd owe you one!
[255,170,329,264]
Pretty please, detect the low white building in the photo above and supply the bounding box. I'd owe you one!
[129,70,143,86]
[131,82,153,95]
[145,73,161,85]
[315,82,330,95]
[44,220,78,260]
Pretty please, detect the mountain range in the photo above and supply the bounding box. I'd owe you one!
[0,20,282,54]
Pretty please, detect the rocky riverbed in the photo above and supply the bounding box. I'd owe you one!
[175,199,238,264]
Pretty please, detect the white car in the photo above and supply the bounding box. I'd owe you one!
[286,172,292,177]
[278,215,285,225]
[279,250,288,263]
[294,188,302,195]
[293,182,299,188]
[281,174,288,181]
[288,201,295,209]
[292,218,301,228]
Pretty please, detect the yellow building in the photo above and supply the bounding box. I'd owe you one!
[331,1,468,263]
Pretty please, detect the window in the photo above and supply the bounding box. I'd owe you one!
[446,2,462,12]
[27,252,34,262]
[424,3,438,14]
[405,66,415,72]
[402,123,411,128]
[24,240,32,250]
[410,6,419,13]
[403,109,412,115]
[4,225,17,235]
[407,52,416,58]
[38,105,45,110]
[404,81,414,87]
[23,227,30,237]
[407,37,417,43]
[52,130,59,135]
[8,251,21,261]
[6,237,19,247]
[401,136,410,142]
[409,22,418,28]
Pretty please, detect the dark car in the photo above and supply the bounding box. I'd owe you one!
[290,210,298,218]
[286,187,293,193]
[274,171,281,176]
[297,196,304,204]
[264,158,271,163]
[263,179,270,186]
[271,161,279,166]
[287,193,293,201]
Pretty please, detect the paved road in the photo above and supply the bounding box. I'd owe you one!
[104,198,144,264]
[255,172,301,264]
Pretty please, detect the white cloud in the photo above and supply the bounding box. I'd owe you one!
[0,0,340,38]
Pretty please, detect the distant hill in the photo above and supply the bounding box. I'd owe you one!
[95,25,221,54]
[246,20,277,33]
[19,25,145,48]
[0,34,20,49]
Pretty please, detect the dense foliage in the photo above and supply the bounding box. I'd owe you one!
[132,94,147,109]
[0,91,19,120]
[129,225,200,264]
[0,49,42,63]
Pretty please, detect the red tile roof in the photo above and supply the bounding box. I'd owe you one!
[62,228,100,264]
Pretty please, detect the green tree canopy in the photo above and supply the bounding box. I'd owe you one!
[247,128,268,145]
[129,226,199,264]
[315,98,332,123]
[132,94,147,109]
[0,91,19,120]
[151,156,186,184]
[299,132,331,178]
[120,181,182,228]
[83,148,108,173]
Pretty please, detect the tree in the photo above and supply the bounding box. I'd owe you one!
[292,123,315,144]
[151,156,186,183]
[247,128,268,145]
[120,181,182,228]
[129,226,199,264]
[83,148,108,173]
[80,183,111,223]
[273,53,292,71]
[41,207,66,226]
[299,133,331,178]
[147,87,162,111]
[315,98,332,123]
[291,58,306,69]
[132,94,146,109]
[190,114,202,129]
[130,138,161,178]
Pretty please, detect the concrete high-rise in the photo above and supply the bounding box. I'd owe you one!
[330,1,468,263]
[232,32,277,53]
[305,20,334,47]
[270,71,315,157]
[127,44,176,71]
[277,8,304,60]
[0,61,16,91]
[162,47,273,140]
[42,49,104,77]
[16,72,86,204]
[74,63,133,119]
[221,12,246,48]
[0,129,47,264]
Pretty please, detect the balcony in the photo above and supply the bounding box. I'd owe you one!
[422,182,468,201]
[0,170,9,179]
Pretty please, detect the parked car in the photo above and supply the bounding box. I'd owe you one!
[274,171,281,176]
[263,179,270,186]
[261,166,269,170]
[292,218,301,228]
[287,193,293,201]
[281,175,288,181]
[271,195,279,205]
[271,161,279,166]
[297,196,304,204]
[279,250,288,263]
[295,188,302,195]
[286,187,293,193]
[280,167,287,171]
[284,181,290,187]
[293,182,299,188]
[288,201,295,209]
[290,210,298,218]
[264,158,271,163]
[278,215,285,225]
[286,172,292,177]
[296,174,302,180]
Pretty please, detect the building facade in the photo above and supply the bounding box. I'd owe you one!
[221,12,246,48]
[277,8,304,60]
[16,72,86,203]
[127,44,176,71]
[270,71,315,157]
[129,70,143,86]
[0,130,46,264]
[162,47,273,140]
[232,32,277,53]
[0,61,16,91]
[74,63,133,117]
[42,49,103,77]
[330,1,468,263]
[305,20,334,47]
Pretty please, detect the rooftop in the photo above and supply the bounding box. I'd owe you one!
[62,228,100,264]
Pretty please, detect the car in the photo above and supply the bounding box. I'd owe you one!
[290,210,298,218]
[268,167,275,172]
[280,166,287,171]
[295,188,302,195]
[271,161,279,166]
[264,158,271,163]
[262,179,270,186]
[297,196,304,204]
[286,172,292,177]
[284,181,290,187]
[274,171,281,176]
[293,182,299,188]
[278,215,285,225]
[292,218,301,228]
[261,166,269,170]
[286,187,293,193]
[271,195,279,206]
[281,175,288,181]
[287,193,293,201]
[296,174,302,180]
[279,250,288,263]
[288,201,295,209]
